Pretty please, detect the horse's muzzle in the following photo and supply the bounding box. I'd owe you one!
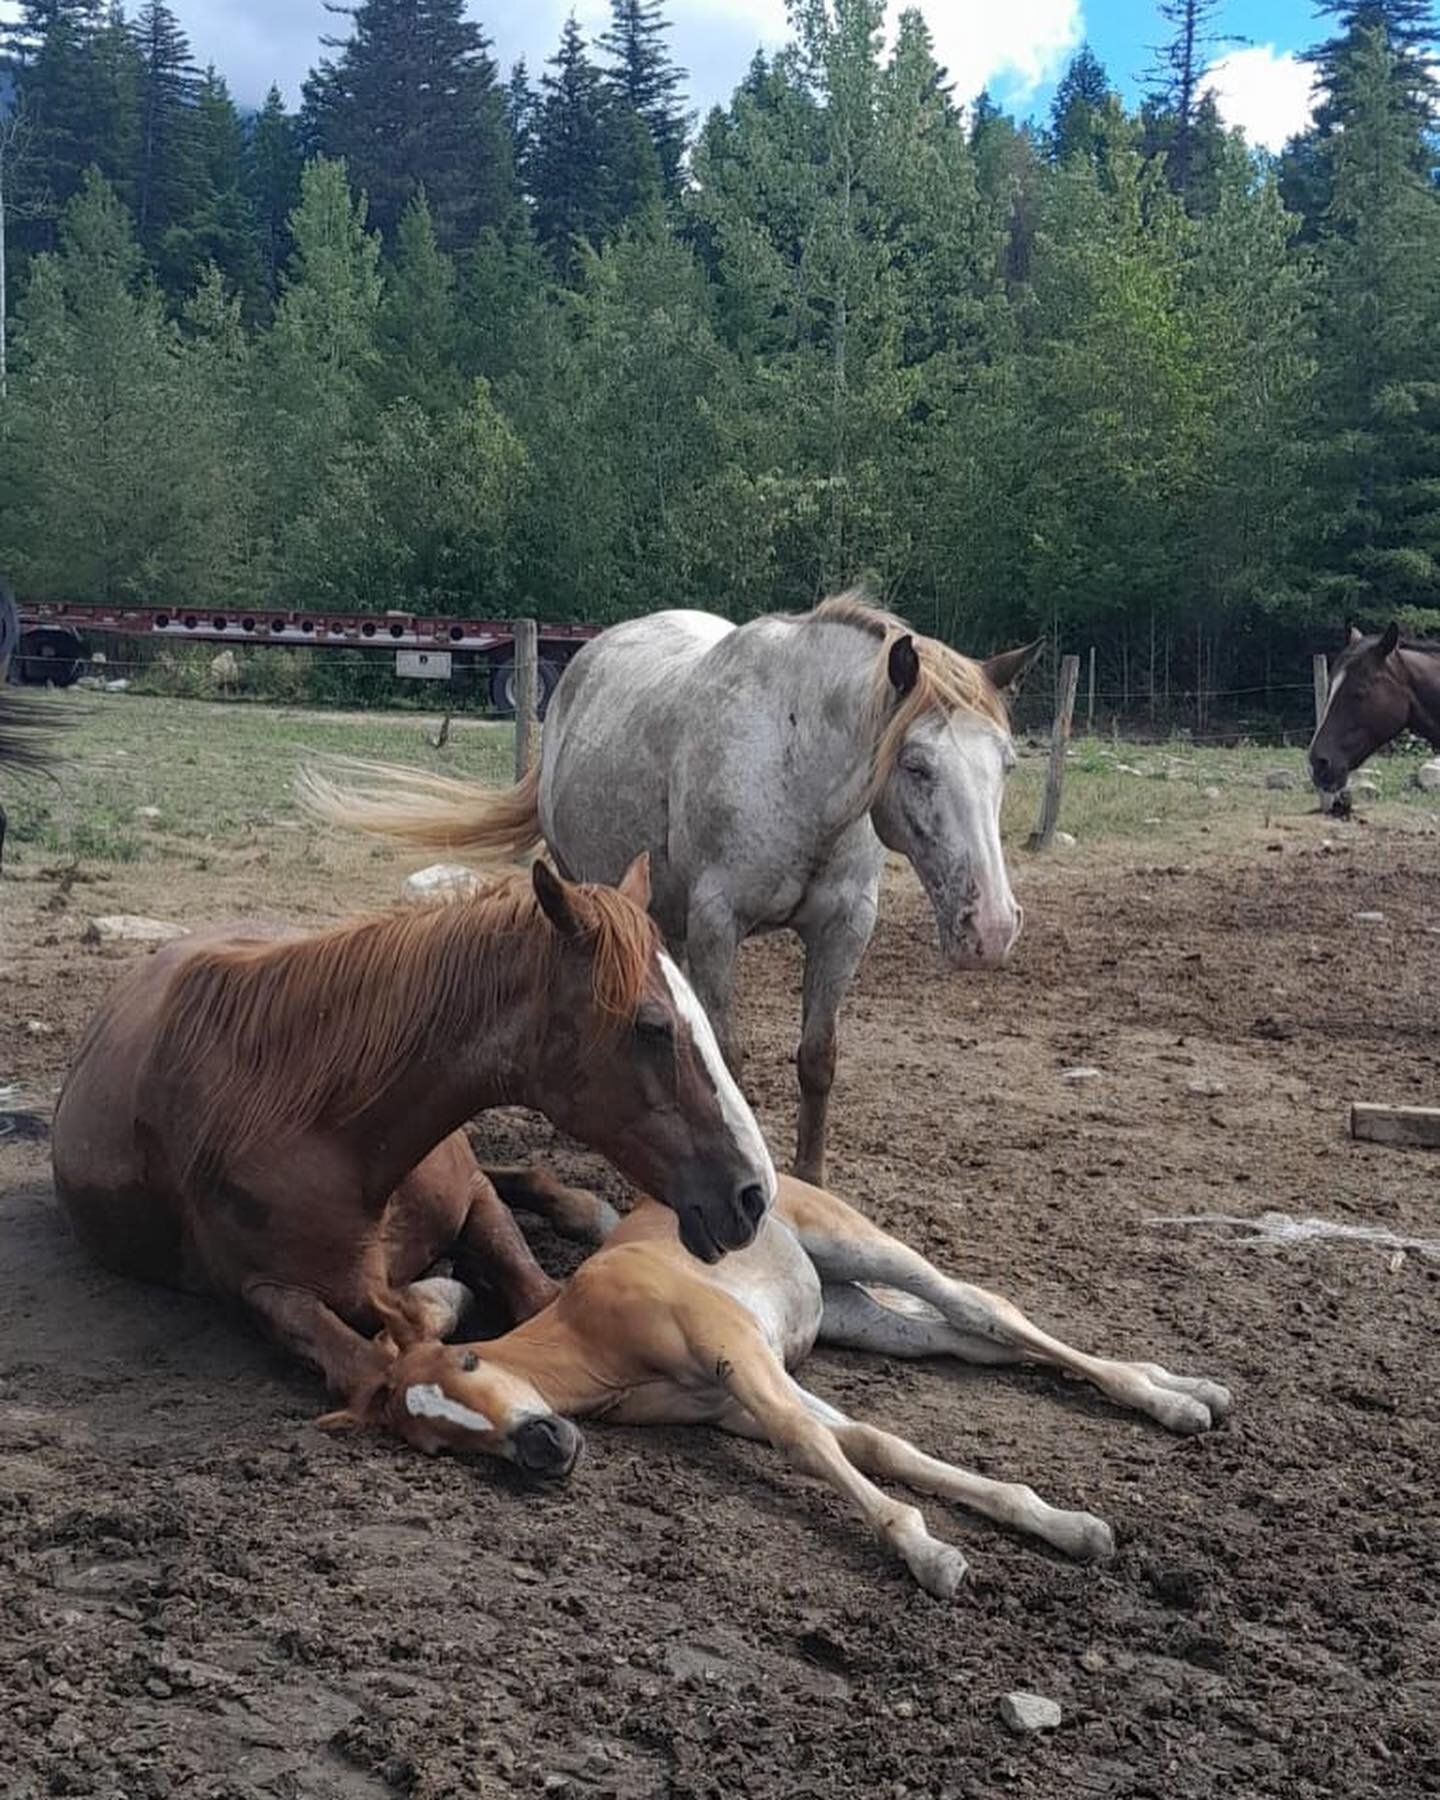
[511,1414,583,1480]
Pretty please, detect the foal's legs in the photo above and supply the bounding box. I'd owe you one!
[783,1182,1231,1434]
[661,1291,966,1598]
[724,1382,1114,1562]
[793,899,878,1188]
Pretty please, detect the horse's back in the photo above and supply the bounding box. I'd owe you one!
[51,924,300,1289]
[539,611,736,905]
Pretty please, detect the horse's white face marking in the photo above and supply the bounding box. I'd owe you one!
[659,953,778,1204]
[874,714,1021,969]
[1317,664,1348,729]
[404,1383,494,1435]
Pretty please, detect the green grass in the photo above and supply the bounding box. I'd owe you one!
[1001,732,1437,848]
[4,692,515,865]
[5,692,1436,867]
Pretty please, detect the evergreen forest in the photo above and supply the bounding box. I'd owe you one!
[1,0,1437,714]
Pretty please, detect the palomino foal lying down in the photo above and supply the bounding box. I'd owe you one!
[331,1173,1232,1598]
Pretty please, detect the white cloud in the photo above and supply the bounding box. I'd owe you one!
[1200,45,1319,152]
[648,0,1083,103]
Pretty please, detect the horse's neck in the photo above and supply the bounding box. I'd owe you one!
[791,631,888,829]
[481,1306,619,1416]
[1402,648,1440,748]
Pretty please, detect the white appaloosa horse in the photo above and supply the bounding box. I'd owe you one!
[302,594,1042,1186]
[325,1169,1232,1599]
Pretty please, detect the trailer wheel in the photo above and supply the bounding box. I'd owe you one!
[16,626,85,688]
[489,656,560,720]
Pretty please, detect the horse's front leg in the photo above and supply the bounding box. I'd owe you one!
[684,893,745,1076]
[794,900,877,1187]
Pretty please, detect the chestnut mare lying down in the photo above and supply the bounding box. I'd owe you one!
[50,857,775,1392]
[327,1169,1233,1598]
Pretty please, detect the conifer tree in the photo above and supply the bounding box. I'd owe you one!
[530,16,615,279]
[130,0,201,256]
[244,86,302,302]
[301,0,517,248]
[599,0,689,192]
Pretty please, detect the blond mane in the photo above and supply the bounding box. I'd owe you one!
[152,872,657,1189]
[807,591,1010,800]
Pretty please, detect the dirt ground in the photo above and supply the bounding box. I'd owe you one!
[2,804,1438,1800]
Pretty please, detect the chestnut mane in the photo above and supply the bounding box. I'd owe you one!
[151,873,657,1188]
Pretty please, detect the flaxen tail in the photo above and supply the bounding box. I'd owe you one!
[298,757,543,862]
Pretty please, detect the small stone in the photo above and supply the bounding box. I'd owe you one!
[1186,1077,1226,1096]
[1203,786,1221,800]
[999,1692,1061,1734]
[25,1018,52,1036]
[893,1700,915,1720]
[1265,769,1300,790]
[1060,1066,1102,1082]
[400,862,482,906]
[83,915,189,947]
[1414,759,1440,793]
[1387,1250,1405,1275]
[542,1777,571,1795]
[103,678,130,693]
[1053,830,1077,849]
[1348,778,1380,800]
[146,1678,173,1700]
[1353,911,1386,925]
[136,805,162,822]
[1078,1648,1105,1674]
[1143,816,1162,826]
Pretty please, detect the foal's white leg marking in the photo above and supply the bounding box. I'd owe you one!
[803,1232,1231,1434]
[659,952,778,1202]
[404,1383,494,1434]
[788,1380,1115,1563]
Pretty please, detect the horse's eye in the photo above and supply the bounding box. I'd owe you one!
[901,755,934,783]
[459,1351,479,1373]
[635,1006,674,1043]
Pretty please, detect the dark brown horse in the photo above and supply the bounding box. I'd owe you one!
[1309,624,1440,795]
[51,857,777,1410]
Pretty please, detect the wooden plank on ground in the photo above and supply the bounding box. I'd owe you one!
[1350,1103,1440,1149]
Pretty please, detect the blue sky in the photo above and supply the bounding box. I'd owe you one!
[2,2,1328,149]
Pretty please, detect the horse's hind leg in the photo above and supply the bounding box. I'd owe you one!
[481,1162,619,1243]
[786,1382,1114,1563]
[791,1183,1231,1434]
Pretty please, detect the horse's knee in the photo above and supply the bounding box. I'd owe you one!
[797,1032,836,1098]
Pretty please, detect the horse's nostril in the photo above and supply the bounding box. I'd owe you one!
[738,1183,767,1228]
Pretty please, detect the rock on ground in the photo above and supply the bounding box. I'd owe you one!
[1348,778,1381,800]
[401,863,483,905]
[82,915,188,947]
[1415,760,1440,793]
[1265,769,1301,790]
[999,1692,1062,1734]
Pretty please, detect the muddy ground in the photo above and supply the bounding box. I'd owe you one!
[2,810,1438,1799]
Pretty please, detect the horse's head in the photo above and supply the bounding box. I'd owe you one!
[1309,623,1408,794]
[870,635,1043,970]
[324,1321,584,1480]
[527,854,776,1263]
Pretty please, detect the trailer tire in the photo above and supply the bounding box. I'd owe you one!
[16,627,85,688]
[489,656,560,720]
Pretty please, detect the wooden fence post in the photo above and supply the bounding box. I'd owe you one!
[1312,652,1330,731]
[1027,653,1080,853]
[1086,645,1096,736]
[513,618,538,782]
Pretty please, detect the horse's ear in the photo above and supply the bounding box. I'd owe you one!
[532,860,581,940]
[1347,625,1364,647]
[984,637,1045,699]
[888,634,920,697]
[373,1289,425,1353]
[617,851,651,911]
[1377,621,1401,658]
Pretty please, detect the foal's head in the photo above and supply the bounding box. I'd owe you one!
[1309,623,1409,794]
[862,619,1042,969]
[332,1325,584,1480]
[530,855,776,1261]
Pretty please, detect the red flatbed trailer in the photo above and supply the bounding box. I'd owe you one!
[12,599,602,711]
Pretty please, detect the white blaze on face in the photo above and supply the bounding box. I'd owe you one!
[404,1383,494,1434]
[658,953,778,1204]
[1318,664,1348,728]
